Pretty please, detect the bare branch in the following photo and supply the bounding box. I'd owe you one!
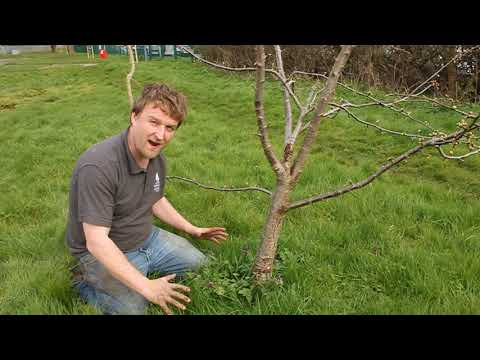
[288,141,430,211]
[333,102,431,139]
[299,107,342,134]
[305,85,323,111]
[298,97,436,137]
[133,45,139,64]
[293,46,480,120]
[166,176,272,196]
[268,70,303,111]
[177,45,303,111]
[436,146,480,161]
[126,45,136,108]
[405,45,480,98]
[389,83,434,105]
[290,46,355,183]
[289,84,325,144]
[291,70,436,132]
[388,45,412,56]
[387,93,478,118]
[255,45,287,178]
[178,45,257,72]
[289,118,480,211]
[274,45,293,146]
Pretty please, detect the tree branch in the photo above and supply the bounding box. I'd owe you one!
[388,83,433,105]
[288,141,430,211]
[292,45,480,131]
[255,45,287,178]
[126,45,136,108]
[298,106,343,134]
[333,102,431,139]
[177,45,303,111]
[404,45,480,99]
[436,146,480,161]
[292,70,436,131]
[178,45,257,72]
[289,84,324,144]
[290,45,355,183]
[166,176,272,196]
[387,93,479,119]
[274,45,293,146]
[288,119,480,211]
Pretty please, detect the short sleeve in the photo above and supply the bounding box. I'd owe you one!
[77,164,115,227]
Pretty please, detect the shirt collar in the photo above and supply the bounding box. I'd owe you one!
[121,128,147,175]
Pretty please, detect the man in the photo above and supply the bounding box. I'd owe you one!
[66,83,228,315]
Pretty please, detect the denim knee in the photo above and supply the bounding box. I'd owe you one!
[190,251,208,271]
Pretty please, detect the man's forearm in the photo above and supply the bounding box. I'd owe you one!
[152,196,196,235]
[86,235,150,297]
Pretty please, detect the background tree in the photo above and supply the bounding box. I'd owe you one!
[447,45,458,99]
[196,45,480,102]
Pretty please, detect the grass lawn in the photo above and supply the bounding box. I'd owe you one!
[1,52,479,315]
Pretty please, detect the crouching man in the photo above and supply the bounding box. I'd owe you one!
[66,83,228,315]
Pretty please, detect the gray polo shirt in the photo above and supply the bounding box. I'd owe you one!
[65,128,166,258]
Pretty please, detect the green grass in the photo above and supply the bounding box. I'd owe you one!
[1,52,480,315]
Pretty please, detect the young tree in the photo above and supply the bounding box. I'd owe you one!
[126,45,136,107]
[130,45,480,282]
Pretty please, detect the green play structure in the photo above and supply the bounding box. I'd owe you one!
[73,45,194,61]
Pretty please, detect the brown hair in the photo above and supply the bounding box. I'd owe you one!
[132,83,188,126]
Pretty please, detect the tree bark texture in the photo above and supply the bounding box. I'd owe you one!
[252,179,291,281]
[291,46,354,184]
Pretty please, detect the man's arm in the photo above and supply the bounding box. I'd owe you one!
[83,222,191,314]
[151,196,197,235]
[152,196,228,244]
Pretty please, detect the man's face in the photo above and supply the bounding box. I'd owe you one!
[129,103,179,161]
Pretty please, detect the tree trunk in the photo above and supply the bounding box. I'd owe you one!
[50,45,56,53]
[252,180,291,282]
[447,45,457,99]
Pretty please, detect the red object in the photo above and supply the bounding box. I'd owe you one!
[99,49,108,59]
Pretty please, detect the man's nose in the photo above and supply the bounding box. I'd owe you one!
[155,125,165,141]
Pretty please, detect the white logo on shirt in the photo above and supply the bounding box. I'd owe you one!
[154,173,160,192]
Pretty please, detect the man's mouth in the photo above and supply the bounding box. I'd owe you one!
[148,140,162,148]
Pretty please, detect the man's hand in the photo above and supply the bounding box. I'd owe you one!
[142,274,191,315]
[190,227,228,245]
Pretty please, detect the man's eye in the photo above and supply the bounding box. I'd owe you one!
[167,126,176,131]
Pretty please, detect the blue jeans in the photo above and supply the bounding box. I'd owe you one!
[72,226,207,315]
